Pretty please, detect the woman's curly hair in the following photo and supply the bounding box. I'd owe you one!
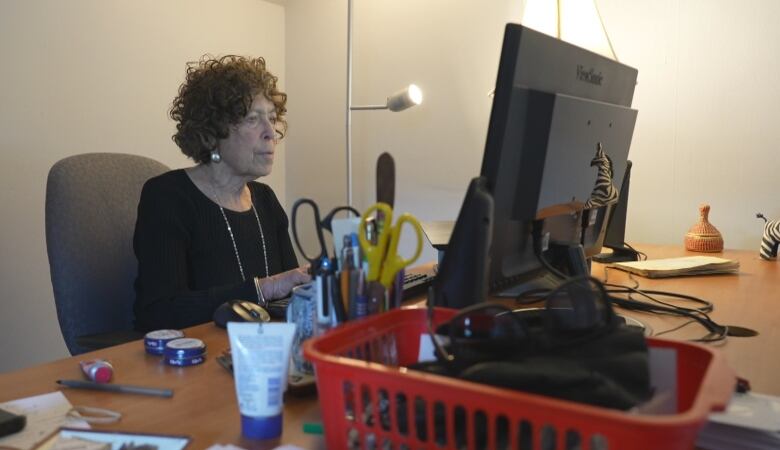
[170,55,287,164]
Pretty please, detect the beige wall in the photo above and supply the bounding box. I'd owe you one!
[285,0,518,263]
[0,0,285,372]
[286,0,780,262]
[599,0,780,249]
[4,0,780,372]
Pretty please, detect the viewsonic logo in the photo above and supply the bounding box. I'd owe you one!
[577,65,603,85]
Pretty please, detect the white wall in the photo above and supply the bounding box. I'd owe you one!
[285,0,517,263]
[599,0,780,250]
[0,0,286,372]
[4,0,779,372]
[286,0,780,263]
[284,0,346,228]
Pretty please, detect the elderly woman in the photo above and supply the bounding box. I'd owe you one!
[133,55,309,331]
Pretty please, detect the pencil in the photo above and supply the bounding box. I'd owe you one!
[57,379,173,398]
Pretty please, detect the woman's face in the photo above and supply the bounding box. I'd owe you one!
[218,94,278,179]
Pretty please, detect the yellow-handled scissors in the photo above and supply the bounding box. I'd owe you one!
[358,202,424,289]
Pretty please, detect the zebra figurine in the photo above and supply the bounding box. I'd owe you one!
[585,143,619,209]
[756,213,780,260]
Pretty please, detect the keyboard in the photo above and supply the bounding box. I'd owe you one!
[402,272,436,300]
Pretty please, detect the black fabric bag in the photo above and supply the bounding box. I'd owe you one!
[413,276,653,410]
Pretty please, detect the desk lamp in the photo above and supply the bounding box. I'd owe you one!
[346,0,423,206]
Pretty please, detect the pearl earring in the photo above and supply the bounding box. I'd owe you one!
[210,150,221,163]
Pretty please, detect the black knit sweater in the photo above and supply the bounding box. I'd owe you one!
[132,169,298,331]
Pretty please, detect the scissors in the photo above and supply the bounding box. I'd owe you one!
[291,198,359,324]
[358,203,424,312]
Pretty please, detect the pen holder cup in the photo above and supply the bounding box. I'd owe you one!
[287,282,324,375]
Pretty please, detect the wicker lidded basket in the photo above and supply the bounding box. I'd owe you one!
[685,204,724,252]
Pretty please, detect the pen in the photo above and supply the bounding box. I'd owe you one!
[350,233,361,269]
[57,379,173,398]
[340,268,351,313]
[353,269,367,319]
[329,271,347,324]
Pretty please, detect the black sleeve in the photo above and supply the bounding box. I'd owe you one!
[132,178,255,331]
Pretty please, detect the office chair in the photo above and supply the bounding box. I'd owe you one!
[45,153,169,355]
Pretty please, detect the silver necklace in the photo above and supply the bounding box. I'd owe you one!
[210,179,269,281]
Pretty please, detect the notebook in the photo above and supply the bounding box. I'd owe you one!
[609,256,740,278]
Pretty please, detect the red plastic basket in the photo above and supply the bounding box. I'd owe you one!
[304,307,735,450]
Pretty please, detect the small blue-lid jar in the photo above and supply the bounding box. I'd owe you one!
[241,414,283,439]
[144,329,185,355]
[163,338,206,367]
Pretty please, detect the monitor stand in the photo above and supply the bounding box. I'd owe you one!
[495,270,562,303]
[495,243,590,303]
[592,245,639,263]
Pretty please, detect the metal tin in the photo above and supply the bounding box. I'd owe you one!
[164,338,206,366]
[144,329,185,355]
[164,354,206,367]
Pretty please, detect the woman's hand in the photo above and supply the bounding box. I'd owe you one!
[261,267,311,300]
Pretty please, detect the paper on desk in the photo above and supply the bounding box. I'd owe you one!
[696,392,780,450]
[611,256,739,278]
[37,429,188,450]
[49,436,109,450]
[0,391,89,450]
[709,392,780,432]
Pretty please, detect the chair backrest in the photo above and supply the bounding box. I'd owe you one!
[46,153,169,355]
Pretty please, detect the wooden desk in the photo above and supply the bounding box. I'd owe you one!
[0,246,776,448]
[0,322,325,450]
[589,245,779,396]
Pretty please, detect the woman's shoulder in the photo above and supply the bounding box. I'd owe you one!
[143,168,189,192]
[140,169,201,208]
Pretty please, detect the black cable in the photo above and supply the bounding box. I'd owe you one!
[604,283,714,314]
[529,232,725,341]
[507,221,568,304]
[629,308,723,343]
[623,242,647,261]
[530,220,569,280]
[653,320,697,337]
[606,294,728,343]
[511,273,728,342]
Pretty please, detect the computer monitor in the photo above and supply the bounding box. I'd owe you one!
[479,24,638,299]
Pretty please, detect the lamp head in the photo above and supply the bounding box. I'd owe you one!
[521,0,617,60]
[386,84,423,112]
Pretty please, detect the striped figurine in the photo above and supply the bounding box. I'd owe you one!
[756,213,780,260]
[585,143,619,209]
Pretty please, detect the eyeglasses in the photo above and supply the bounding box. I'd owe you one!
[427,276,618,371]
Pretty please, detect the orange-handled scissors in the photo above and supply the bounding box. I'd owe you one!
[358,202,424,289]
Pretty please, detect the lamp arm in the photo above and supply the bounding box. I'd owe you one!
[350,105,390,110]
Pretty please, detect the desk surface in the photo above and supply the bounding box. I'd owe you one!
[590,246,779,396]
[0,321,324,450]
[0,245,777,448]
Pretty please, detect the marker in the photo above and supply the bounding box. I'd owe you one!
[303,421,324,435]
[57,379,173,398]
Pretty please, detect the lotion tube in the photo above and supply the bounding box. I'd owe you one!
[227,322,296,440]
